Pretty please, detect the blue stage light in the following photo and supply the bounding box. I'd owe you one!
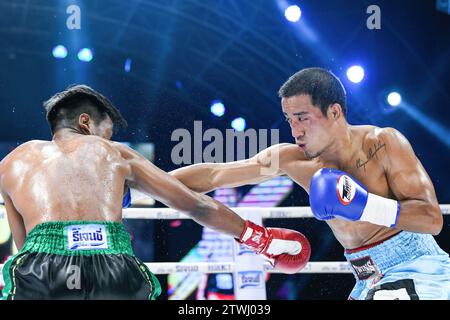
[285,5,302,22]
[346,65,365,83]
[124,58,132,72]
[231,117,246,131]
[210,100,225,117]
[52,45,68,59]
[387,92,402,107]
[77,48,93,62]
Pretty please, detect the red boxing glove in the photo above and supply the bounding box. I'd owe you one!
[238,220,311,274]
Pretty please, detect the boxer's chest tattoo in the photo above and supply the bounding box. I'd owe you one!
[355,140,386,172]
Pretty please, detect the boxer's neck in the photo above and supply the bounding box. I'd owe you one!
[318,123,356,168]
[52,127,90,141]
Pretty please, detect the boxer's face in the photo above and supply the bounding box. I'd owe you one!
[281,94,335,159]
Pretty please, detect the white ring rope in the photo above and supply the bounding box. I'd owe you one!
[1,205,449,286]
[121,205,450,220]
[122,206,316,220]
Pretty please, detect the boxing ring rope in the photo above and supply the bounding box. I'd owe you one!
[120,204,450,219]
[1,205,449,298]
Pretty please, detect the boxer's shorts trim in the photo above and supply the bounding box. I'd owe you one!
[132,256,162,300]
[1,252,28,300]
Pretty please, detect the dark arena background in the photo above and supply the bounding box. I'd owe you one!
[0,0,449,301]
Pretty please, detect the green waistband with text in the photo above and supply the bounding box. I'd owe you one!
[20,220,134,256]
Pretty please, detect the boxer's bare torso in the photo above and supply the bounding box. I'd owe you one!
[277,125,402,249]
[0,134,130,244]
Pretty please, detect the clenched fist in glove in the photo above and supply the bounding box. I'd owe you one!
[238,220,311,274]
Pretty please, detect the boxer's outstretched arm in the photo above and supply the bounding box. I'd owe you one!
[382,128,442,235]
[114,143,245,238]
[170,143,292,193]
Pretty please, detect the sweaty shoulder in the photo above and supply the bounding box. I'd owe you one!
[0,140,49,164]
[369,126,409,149]
[110,141,135,159]
[374,126,407,141]
[363,126,412,166]
[75,136,122,157]
[358,125,397,145]
[377,126,414,155]
[0,140,50,188]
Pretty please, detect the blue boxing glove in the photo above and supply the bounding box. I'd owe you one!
[122,187,149,208]
[122,187,132,208]
[309,168,400,228]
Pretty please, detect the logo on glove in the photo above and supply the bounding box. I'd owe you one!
[251,231,263,244]
[337,175,356,205]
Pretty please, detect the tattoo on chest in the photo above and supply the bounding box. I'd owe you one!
[356,140,386,172]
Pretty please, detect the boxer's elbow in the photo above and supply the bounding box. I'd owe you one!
[181,193,217,220]
[171,166,215,193]
[428,205,443,236]
[398,201,443,235]
[418,203,444,235]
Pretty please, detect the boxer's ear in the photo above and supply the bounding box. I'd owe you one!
[328,103,342,120]
[78,113,92,134]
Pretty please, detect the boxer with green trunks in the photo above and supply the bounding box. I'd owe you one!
[0,85,310,300]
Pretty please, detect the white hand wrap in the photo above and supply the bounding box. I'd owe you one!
[359,193,400,227]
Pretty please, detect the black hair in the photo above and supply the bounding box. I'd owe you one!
[278,67,347,117]
[43,84,128,134]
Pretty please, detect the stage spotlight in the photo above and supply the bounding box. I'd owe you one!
[346,65,365,83]
[124,58,132,72]
[52,45,68,59]
[387,92,402,107]
[285,5,302,22]
[231,117,246,131]
[77,48,93,62]
[210,100,225,117]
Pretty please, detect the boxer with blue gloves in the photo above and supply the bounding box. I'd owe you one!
[172,67,450,300]
[122,187,132,208]
[122,187,148,208]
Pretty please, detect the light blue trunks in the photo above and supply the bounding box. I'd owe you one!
[344,231,450,300]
